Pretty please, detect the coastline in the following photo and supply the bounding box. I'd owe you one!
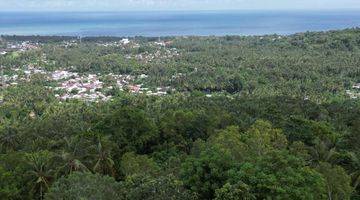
[1,10,360,37]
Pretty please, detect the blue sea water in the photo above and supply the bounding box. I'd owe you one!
[1,10,360,36]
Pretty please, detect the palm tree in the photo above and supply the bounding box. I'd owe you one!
[349,152,360,190]
[26,151,54,200]
[0,120,20,152]
[308,138,338,165]
[92,136,116,177]
[56,136,89,176]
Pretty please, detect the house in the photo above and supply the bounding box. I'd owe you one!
[165,41,173,46]
[128,85,141,93]
[353,83,360,89]
[120,38,130,45]
[52,70,77,80]
[139,74,148,79]
[154,41,166,47]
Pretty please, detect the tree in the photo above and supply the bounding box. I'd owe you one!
[159,109,218,153]
[0,119,20,153]
[244,120,288,156]
[92,136,116,177]
[100,107,159,154]
[181,146,234,199]
[317,162,353,200]
[348,152,360,195]
[119,174,195,200]
[284,117,338,145]
[225,74,243,94]
[0,152,29,199]
[45,172,121,200]
[214,182,255,200]
[229,150,327,200]
[120,152,159,177]
[308,138,338,165]
[289,141,311,163]
[0,166,20,199]
[207,126,247,161]
[56,136,90,176]
[26,151,55,200]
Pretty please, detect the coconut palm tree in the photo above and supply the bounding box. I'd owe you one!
[92,136,116,177]
[309,138,338,165]
[349,152,360,190]
[26,151,54,200]
[0,120,20,152]
[56,136,90,176]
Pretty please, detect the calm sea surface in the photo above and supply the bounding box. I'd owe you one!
[1,11,360,36]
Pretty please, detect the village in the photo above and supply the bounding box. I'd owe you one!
[0,38,181,102]
[1,37,360,102]
[0,40,40,55]
[2,66,173,102]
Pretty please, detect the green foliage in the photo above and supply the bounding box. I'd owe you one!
[207,126,247,161]
[100,106,159,153]
[284,117,338,145]
[229,151,327,200]
[45,172,121,200]
[214,182,255,200]
[244,120,288,156]
[92,136,117,177]
[26,150,55,200]
[119,174,195,200]
[181,146,235,199]
[0,166,20,199]
[317,162,353,200]
[1,30,360,199]
[120,152,159,177]
[159,109,216,152]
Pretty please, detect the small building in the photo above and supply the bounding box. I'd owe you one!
[353,83,360,89]
[120,38,130,45]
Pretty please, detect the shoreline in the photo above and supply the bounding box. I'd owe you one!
[1,11,360,37]
[1,27,360,39]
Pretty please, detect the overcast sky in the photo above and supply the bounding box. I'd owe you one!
[1,0,360,11]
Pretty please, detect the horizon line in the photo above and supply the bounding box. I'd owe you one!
[2,8,360,12]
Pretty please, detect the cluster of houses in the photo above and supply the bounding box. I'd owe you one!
[96,38,140,49]
[93,39,179,63]
[2,65,172,102]
[97,38,174,48]
[1,65,47,87]
[346,83,360,99]
[126,48,180,63]
[0,38,180,102]
[54,72,131,101]
[0,41,40,56]
[53,71,172,101]
[7,41,39,52]
[153,40,173,47]
[1,74,20,86]
[61,40,79,48]
[54,72,110,102]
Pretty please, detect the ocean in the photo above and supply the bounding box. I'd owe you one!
[1,10,360,36]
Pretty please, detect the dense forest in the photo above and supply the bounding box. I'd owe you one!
[0,29,360,200]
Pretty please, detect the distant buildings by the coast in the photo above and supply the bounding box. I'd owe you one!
[2,37,359,102]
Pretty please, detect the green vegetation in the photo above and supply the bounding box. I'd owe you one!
[1,29,360,199]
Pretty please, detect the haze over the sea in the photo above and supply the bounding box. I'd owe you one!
[1,10,360,36]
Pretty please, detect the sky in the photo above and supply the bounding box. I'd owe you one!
[1,0,360,11]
